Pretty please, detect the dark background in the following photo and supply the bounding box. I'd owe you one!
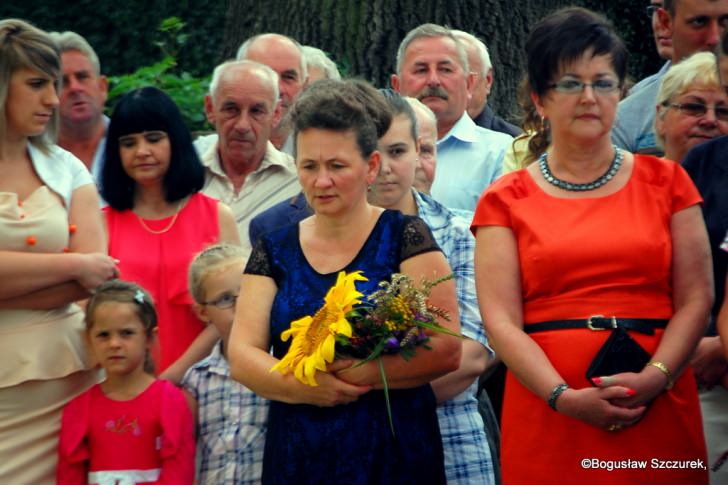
[1,0,661,123]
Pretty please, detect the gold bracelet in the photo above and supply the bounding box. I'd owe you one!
[647,361,674,390]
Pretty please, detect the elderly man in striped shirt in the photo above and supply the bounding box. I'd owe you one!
[195,60,301,257]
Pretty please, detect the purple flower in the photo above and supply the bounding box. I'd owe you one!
[385,337,399,349]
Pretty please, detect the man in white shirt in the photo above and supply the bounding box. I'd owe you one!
[49,31,109,182]
[196,61,300,256]
[392,24,511,212]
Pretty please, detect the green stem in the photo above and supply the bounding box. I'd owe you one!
[378,357,395,437]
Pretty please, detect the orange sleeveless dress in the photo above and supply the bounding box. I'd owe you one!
[105,193,219,372]
[472,155,708,484]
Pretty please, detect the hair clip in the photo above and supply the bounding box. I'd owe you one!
[5,24,21,37]
[134,290,145,304]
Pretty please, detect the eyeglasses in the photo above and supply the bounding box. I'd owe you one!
[666,102,728,122]
[202,293,239,309]
[646,5,659,19]
[548,78,621,95]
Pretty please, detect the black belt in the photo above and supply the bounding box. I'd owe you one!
[524,316,669,336]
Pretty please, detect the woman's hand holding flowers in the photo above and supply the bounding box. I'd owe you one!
[334,358,380,387]
[294,360,371,407]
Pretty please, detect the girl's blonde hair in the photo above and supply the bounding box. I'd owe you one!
[85,279,157,373]
[188,243,247,304]
[0,19,60,153]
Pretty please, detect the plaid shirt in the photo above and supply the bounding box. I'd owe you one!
[181,342,269,485]
[414,190,495,485]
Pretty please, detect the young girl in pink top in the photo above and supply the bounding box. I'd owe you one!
[57,280,195,485]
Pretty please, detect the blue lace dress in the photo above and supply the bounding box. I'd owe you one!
[245,209,446,485]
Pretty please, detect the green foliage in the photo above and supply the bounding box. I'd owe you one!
[154,16,188,59]
[105,17,210,133]
[335,54,353,79]
[0,1,227,77]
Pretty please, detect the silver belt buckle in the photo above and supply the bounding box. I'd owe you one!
[587,315,617,331]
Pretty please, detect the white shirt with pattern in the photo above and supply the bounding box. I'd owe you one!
[196,135,300,257]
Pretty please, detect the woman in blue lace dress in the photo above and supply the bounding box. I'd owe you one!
[229,79,462,484]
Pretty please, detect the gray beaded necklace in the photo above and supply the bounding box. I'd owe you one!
[538,145,623,192]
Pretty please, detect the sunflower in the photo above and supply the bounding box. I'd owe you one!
[271,270,368,386]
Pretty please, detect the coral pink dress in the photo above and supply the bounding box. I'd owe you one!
[57,380,194,484]
[104,193,219,372]
[472,155,708,484]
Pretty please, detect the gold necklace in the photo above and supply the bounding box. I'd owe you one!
[135,201,184,235]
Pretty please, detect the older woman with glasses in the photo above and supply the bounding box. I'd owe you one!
[654,52,728,164]
[472,7,711,484]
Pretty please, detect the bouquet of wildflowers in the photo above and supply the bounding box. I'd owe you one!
[334,272,454,360]
[271,270,458,434]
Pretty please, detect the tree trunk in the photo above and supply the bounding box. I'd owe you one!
[218,0,658,122]
[219,0,264,61]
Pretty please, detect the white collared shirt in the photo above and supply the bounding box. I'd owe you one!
[196,136,300,257]
[433,113,512,212]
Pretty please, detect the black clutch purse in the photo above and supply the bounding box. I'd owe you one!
[585,327,650,385]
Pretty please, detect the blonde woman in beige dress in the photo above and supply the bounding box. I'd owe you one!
[0,19,117,483]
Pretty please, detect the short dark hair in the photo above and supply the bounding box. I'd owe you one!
[379,88,418,143]
[290,79,392,159]
[101,87,204,210]
[526,7,628,99]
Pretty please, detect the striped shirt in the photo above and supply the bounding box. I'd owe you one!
[197,136,300,257]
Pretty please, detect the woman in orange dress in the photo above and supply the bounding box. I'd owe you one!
[472,8,711,484]
[101,87,239,381]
